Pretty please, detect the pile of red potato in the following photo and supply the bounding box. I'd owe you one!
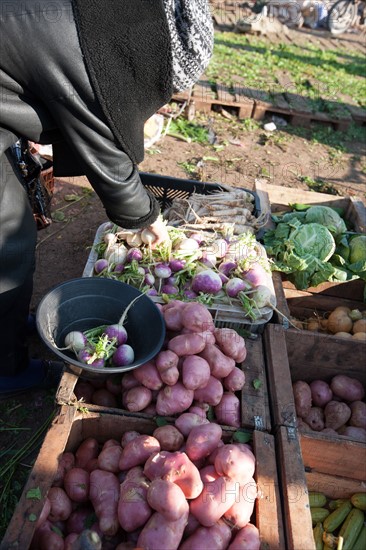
[74,300,247,428]
[294,374,366,442]
[30,423,259,550]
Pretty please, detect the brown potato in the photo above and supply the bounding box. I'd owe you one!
[349,401,366,429]
[303,407,325,432]
[292,381,312,419]
[324,401,352,430]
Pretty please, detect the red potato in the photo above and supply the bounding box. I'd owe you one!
[182,329,215,345]
[190,476,239,526]
[102,439,120,450]
[143,451,203,499]
[74,380,95,403]
[182,355,211,390]
[124,386,152,412]
[137,509,189,550]
[224,478,257,528]
[199,344,236,378]
[214,391,241,428]
[185,423,223,461]
[89,469,120,535]
[152,425,184,451]
[324,400,352,430]
[183,513,200,539]
[75,437,99,469]
[156,382,194,416]
[97,444,123,473]
[168,333,206,357]
[121,431,140,447]
[66,505,95,535]
[349,401,366,428]
[223,366,246,392]
[35,497,51,529]
[180,520,232,550]
[321,428,339,436]
[92,388,118,408]
[119,435,161,470]
[228,523,261,550]
[118,470,152,532]
[64,533,79,549]
[133,361,163,390]
[188,405,207,419]
[155,349,179,373]
[310,380,333,408]
[181,302,215,333]
[64,467,90,503]
[214,444,255,484]
[200,465,220,483]
[105,374,123,396]
[147,479,189,521]
[303,407,325,432]
[292,380,312,418]
[206,440,225,465]
[330,375,365,402]
[214,327,247,363]
[47,486,73,522]
[296,417,312,433]
[160,365,180,386]
[338,425,366,442]
[142,402,157,415]
[194,376,224,407]
[121,371,140,390]
[163,306,184,331]
[175,412,209,437]
[53,451,75,487]
[32,520,64,550]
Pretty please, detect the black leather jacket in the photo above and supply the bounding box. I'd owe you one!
[0,0,172,229]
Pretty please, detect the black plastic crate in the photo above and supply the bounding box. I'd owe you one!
[140,172,261,217]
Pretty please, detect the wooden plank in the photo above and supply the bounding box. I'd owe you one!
[275,426,314,550]
[216,83,236,105]
[1,407,284,550]
[305,471,366,500]
[241,335,271,432]
[253,431,286,550]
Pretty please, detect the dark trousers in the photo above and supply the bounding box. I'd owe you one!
[0,149,37,375]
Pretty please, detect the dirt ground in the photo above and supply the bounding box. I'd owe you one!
[1,19,365,542]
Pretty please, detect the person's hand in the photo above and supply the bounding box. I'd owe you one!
[146,217,170,249]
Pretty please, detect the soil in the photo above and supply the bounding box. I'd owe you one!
[1,19,365,542]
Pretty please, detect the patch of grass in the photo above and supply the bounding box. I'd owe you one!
[167,118,210,143]
[299,175,340,195]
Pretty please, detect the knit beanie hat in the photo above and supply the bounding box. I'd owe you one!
[163,0,214,92]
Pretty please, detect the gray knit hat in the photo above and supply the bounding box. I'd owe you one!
[163,0,214,92]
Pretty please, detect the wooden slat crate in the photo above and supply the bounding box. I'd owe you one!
[276,426,366,550]
[255,179,366,324]
[56,332,271,433]
[1,406,285,550]
[264,324,366,433]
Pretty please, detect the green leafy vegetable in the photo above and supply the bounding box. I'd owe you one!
[349,235,366,264]
[304,205,347,235]
[291,223,336,262]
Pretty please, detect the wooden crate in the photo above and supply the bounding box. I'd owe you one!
[255,179,366,324]
[1,406,285,550]
[264,324,366,433]
[276,426,366,550]
[56,333,272,433]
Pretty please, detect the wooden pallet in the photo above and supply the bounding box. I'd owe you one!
[172,79,365,130]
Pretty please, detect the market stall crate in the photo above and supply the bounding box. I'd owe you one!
[255,179,366,325]
[276,426,366,550]
[56,332,272,433]
[1,406,285,550]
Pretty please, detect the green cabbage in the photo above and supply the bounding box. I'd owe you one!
[291,223,336,262]
[304,206,347,235]
[349,235,366,264]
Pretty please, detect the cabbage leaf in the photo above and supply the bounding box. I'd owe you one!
[304,206,347,235]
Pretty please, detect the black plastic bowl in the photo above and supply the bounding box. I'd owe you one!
[36,277,165,379]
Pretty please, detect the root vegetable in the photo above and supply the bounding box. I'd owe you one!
[137,509,189,550]
[189,476,239,526]
[89,469,120,535]
[97,444,123,473]
[214,327,247,363]
[214,444,255,484]
[66,506,95,534]
[292,380,312,418]
[168,333,206,357]
[191,269,223,295]
[53,451,75,487]
[200,465,220,483]
[174,412,209,437]
[324,401,352,430]
[223,367,246,392]
[224,478,257,528]
[92,389,118,408]
[163,307,184,331]
[199,344,235,378]
[303,407,325,432]
[125,386,152,412]
[327,310,353,334]
[75,437,99,469]
[185,423,223,461]
[335,331,353,339]
[152,425,184,451]
[121,431,140,447]
[47,486,72,522]
[338,426,366,442]
[353,319,366,333]
[64,468,90,503]
[118,469,152,532]
[155,350,179,373]
[228,523,261,550]
[330,375,365,402]
[214,392,241,428]
[156,382,194,416]
[146,479,189,521]
[349,401,366,429]
[118,435,161,470]
[353,332,366,341]
[182,355,211,390]
[180,520,232,550]
[194,376,224,407]
[133,361,163,390]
